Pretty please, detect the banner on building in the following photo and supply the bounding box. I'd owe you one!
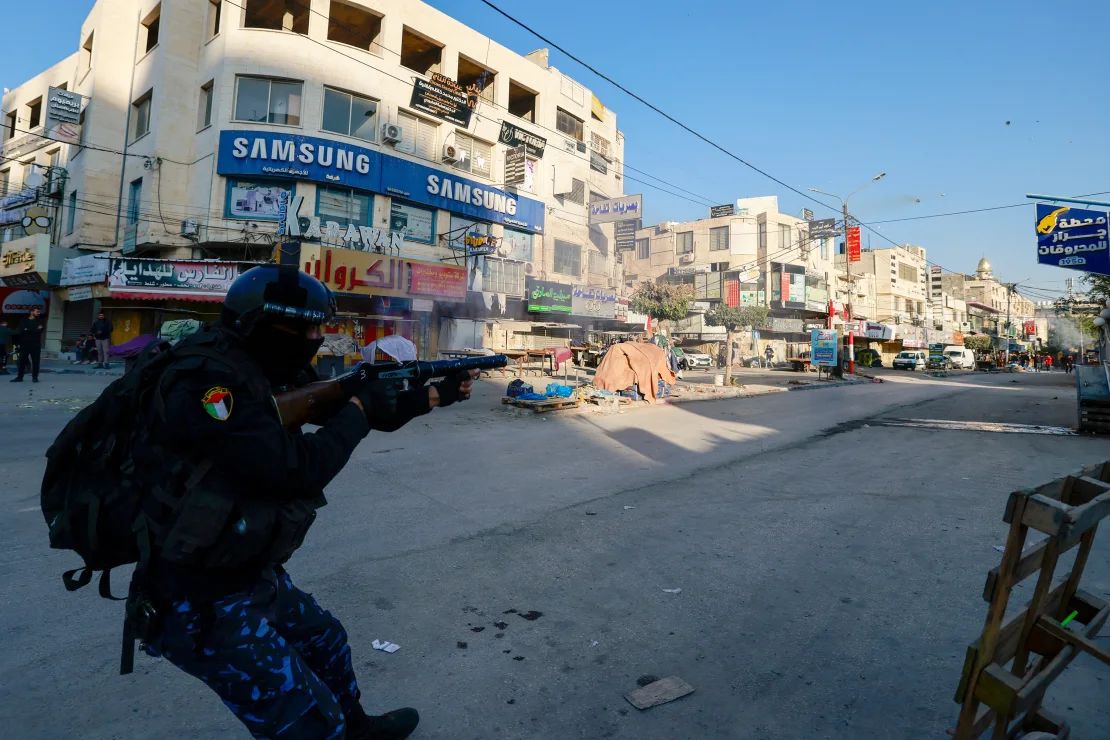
[504,145,527,187]
[809,218,837,240]
[710,204,735,218]
[1034,203,1110,276]
[614,219,640,251]
[108,259,240,297]
[811,329,839,367]
[525,277,572,313]
[1023,319,1036,337]
[765,317,804,334]
[571,285,617,318]
[498,121,546,158]
[45,86,84,145]
[302,245,466,301]
[588,195,642,225]
[409,75,472,127]
[847,226,862,262]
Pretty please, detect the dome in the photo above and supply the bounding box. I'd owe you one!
[975,256,992,275]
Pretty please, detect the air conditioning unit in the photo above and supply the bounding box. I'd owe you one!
[524,262,535,275]
[679,253,695,264]
[442,142,466,164]
[180,219,199,237]
[382,123,403,144]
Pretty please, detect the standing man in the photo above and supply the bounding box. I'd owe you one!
[91,311,113,369]
[763,344,775,368]
[0,319,11,374]
[12,306,45,383]
[125,265,473,739]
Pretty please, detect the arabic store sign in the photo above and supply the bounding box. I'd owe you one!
[571,285,617,318]
[1035,203,1110,276]
[498,121,546,158]
[525,278,572,313]
[61,254,110,286]
[279,193,405,252]
[588,195,642,225]
[108,259,240,296]
[217,131,546,233]
[811,329,839,367]
[301,244,466,301]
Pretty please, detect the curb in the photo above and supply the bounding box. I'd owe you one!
[786,378,870,392]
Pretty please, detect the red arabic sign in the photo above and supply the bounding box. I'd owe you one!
[301,245,466,302]
[725,279,739,308]
[409,262,466,300]
[847,227,861,262]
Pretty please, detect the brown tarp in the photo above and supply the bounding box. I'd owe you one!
[593,342,676,403]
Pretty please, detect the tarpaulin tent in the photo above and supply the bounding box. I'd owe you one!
[593,341,676,403]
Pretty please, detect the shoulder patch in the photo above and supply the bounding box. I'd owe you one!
[201,387,233,421]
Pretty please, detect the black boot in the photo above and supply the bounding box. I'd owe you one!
[346,706,419,740]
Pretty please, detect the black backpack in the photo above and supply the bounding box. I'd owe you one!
[40,332,230,600]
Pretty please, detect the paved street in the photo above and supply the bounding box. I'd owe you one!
[1,370,1107,739]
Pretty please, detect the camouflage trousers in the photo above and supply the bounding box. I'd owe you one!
[144,569,360,738]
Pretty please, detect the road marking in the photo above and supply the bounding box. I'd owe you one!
[873,418,1076,436]
[17,506,40,513]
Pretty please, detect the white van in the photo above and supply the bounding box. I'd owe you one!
[943,346,976,369]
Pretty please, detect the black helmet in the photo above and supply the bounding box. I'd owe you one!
[222,265,335,336]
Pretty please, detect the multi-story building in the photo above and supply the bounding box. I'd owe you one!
[929,258,1041,347]
[1,0,627,355]
[835,242,931,352]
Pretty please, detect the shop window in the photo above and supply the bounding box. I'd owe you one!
[710,226,729,251]
[81,32,94,73]
[400,27,442,75]
[458,56,496,104]
[553,240,581,276]
[197,80,214,130]
[328,1,382,52]
[636,238,649,260]
[5,112,16,141]
[503,228,533,262]
[389,201,435,244]
[208,0,222,38]
[556,108,583,141]
[131,90,152,141]
[225,179,291,220]
[677,231,694,254]
[28,98,42,130]
[316,186,372,229]
[234,76,302,125]
[127,178,142,225]
[396,111,437,160]
[322,87,377,141]
[481,259,525,296]
[508,80,536,122]
[244,0,309,34]
[66,190,77,234]
[450,216,490,243]
[452,132,492,179]
[141,5,161,55]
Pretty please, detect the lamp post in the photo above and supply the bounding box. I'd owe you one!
[809,173,886,374]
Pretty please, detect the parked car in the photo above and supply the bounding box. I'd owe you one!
[893,350,927,371]
[679,351,714,370]
[943,346,976,369]
[926,354,951,370]
[855,348,883,367]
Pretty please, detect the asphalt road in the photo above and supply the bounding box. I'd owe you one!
[1,369,1106,739]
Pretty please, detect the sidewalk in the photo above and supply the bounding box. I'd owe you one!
[31,360,124,377]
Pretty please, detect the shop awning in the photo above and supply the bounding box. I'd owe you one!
[109,289,226,303]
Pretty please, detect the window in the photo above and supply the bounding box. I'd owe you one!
[589,250,607,276]
[677,231,694,254]
[48,148,60,169]
[28,98,42,129]
[396,112,437,160]
[66,190,77,234]
[244,0,309,34]
[226,179,292,220]
[131,90,152,140]
[0,169,9,195]
[4,112,15,141]
[207,0,222,38]
[198,80,214,130]
[141,5,160,54]
[636,238,649,259]
[81,32,94,73]
[452,132,492,178]
[820,238,829,261]
[556,108,583,141]
[389,201,435,244]
[710,226,729,251]
[481,258,525,296]
[898,262,917,282]
[779,223,790,249]
[589,131,610,159]
[508,80,537,122]
[328,1,382,52]
[316,186,372,229]
[553,240,581,276]
[503,228,533,262]
[322,87,377,141]
[234,76,302,125]
[400,27,442,75]
[758,219,767,249]
[127,178,142,225]
[458,56,496,104]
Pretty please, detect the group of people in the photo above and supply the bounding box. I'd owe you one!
[71,312,114,368]
[1013,352,1075,373]
[0,310,113,382]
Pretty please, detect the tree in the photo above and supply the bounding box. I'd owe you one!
[705,304,770,385]
[629,282,693,325]
[964,335,993,355]
[1083,274,1110,303]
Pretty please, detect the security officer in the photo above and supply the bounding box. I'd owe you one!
[11,305,45,382]
[134,265,474,739]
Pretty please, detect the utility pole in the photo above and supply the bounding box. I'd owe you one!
[1004,283,1013,366]
[843,200,854,373]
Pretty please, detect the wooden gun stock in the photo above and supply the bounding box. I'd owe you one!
[274,379,350,428]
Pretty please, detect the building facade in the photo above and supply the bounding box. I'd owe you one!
[1,0,628,355]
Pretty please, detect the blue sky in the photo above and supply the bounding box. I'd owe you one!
[5,0,1108,300]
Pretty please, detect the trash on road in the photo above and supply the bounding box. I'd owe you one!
[372,640,400,653]
[623,505,635,510]
[625,676,695,710]
[661,588,682,594]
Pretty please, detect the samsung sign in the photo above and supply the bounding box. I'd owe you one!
[217,130,544,234]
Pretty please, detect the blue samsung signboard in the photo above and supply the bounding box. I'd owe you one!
[1035,203,1110,276]
[216,130,544,234]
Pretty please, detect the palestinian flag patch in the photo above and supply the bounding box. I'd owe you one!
[201,386,233,421]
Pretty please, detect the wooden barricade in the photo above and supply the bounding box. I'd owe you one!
[953,460,1110,738]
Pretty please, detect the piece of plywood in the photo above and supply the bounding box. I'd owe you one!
[624,676,694,710]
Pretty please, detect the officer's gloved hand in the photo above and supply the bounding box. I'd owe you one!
[433,370,476,408]
[355,380,402,431]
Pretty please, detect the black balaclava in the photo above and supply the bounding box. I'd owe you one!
[242,319,324,386]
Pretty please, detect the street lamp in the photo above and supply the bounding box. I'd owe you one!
[808,172,887,374]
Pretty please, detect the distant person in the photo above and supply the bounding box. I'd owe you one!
[71,334,88,364]
[764,345,775,368]
[1044,355,1053,372]
[0,320,11,374]
[12,306,45,383]
[1065,355,1074,374]
[90,311,113,369]
[81,334,97,364]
